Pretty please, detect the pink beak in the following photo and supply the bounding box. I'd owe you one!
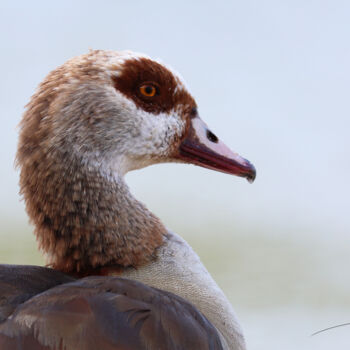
[177,116,256,183]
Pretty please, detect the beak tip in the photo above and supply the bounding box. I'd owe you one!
[244,163,256,184]
[246,174,256,184]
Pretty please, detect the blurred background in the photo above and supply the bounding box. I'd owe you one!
[1,1,350,349]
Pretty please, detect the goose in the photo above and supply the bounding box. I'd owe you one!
[0,50,256,350]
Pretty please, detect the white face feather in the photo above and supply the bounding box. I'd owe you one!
[106,89,186,175]
[54,51,193,178]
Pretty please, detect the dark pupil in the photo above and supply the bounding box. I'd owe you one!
[145,86,153,94]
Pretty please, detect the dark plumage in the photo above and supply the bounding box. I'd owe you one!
[0,266,223,350]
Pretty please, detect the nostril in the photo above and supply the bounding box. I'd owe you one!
[206,130,219,143]
[190,107,198,118]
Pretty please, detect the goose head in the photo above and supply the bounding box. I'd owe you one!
[19,50,255,181]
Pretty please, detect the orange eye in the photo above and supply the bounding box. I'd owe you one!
[139,84,157,97]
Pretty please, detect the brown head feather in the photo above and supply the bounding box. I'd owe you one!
[112,57,196,115]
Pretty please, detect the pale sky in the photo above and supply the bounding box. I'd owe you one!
[1,0,349,242]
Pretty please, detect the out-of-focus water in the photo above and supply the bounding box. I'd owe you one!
[2,222,349,350]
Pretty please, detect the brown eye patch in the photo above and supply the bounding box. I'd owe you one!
[112,58,196,116]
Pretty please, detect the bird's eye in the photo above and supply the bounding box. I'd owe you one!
[139,84,157,97]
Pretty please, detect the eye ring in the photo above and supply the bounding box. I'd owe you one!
[139,83,158,97]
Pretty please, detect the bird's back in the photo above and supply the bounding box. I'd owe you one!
[0,265,224,350]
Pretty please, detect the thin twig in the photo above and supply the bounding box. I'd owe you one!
[312,323,350,336]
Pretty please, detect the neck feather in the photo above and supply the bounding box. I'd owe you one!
[18,150,165,273]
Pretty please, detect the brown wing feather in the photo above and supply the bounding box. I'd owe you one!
[0,268,223,350]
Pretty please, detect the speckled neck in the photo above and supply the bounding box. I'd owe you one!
[17,148,165,273]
